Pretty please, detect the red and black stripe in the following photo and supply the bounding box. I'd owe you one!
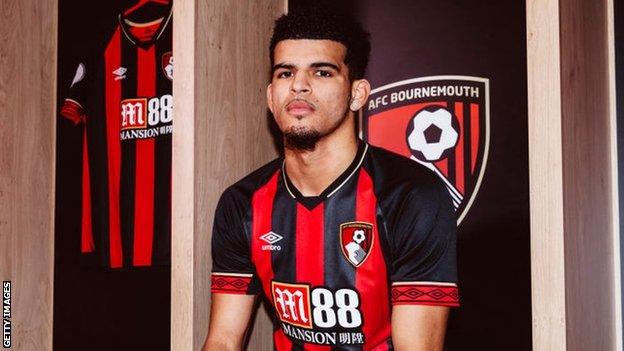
[65,14,172,269]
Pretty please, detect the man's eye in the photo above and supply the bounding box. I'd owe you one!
[314,70,332,77]
[276,71,292,78]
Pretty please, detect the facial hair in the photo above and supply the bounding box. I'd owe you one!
[282,96,351,152]
[284,127,321,151]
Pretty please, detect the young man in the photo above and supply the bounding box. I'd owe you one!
[204,10,459,351]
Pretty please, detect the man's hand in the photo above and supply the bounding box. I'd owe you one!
[202,293,257,351]
[391,305,450,351]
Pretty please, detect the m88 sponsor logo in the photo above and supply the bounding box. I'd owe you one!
[271,281,365,346]
[120,94,173,140]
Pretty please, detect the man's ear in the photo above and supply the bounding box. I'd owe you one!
[349,79,371,112]
[267,83,274,114]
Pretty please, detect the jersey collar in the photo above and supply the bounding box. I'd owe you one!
[118,7,172,47]
[282,141,369,210]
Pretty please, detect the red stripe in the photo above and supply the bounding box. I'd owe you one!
[454,103,464,195]
[81,130,94,253]
[274,329,293,351]
[435,158,448,178]
[104,28,124,268]
[250,172,292,350]
[251,172,279,297]
[210,274,252,294]
[355,170,391,351]
[133,46,157,266]
[60,99,86,124]
[295,204,330,351]
[295,203,325,286]
[391,284,459,307]
[470,103,480,174]
[434,102,450,178]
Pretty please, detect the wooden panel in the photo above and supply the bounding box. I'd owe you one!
[526,0,567,349]
[607,0,623,348]
[172,1,286,350]
[528,0,619,349]
[0,1,57,350]
[560,0,617,349]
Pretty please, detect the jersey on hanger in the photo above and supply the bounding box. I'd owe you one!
[211,143,459,350]
[60,10,172,269]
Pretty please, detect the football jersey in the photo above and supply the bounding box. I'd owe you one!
[211,142,459,350]
[60,9,173,269]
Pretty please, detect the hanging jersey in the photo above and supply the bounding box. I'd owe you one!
[211,142,459,350]
[60,10,173,269]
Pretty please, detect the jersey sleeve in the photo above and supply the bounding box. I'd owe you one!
[60,61,89,125]
[211,188,261,295]
[389,179,459,307]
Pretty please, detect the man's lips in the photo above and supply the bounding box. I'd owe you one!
[286,100,315,115]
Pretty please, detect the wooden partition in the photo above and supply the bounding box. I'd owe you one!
[172,1,286,350]
[528,0,621,349]
[0,1,57,350]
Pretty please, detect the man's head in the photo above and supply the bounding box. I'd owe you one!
[269,10,371,81]
[267,10,372,151]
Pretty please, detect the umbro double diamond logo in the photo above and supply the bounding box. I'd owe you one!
[260,231,283,251]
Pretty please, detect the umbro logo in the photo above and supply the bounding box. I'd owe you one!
[112,67,127,80]
[260,231,283,251]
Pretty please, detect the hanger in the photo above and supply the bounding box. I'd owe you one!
[123,0,171,17]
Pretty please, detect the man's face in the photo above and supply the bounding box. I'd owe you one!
[267,39,352,150]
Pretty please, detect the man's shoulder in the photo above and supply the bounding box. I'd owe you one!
[366,144,442,189]
[365,144,455,222]
[220,157,283,202]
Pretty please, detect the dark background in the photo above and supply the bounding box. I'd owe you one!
[292,0,532,350]
[55,1,170,350]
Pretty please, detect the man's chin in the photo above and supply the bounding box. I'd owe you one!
[283,128,321,152]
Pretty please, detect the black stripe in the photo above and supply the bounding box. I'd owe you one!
[120,37,138,268]
[271,176,298,284]
[323,179,357,290]
[151,33,173,265]
[324,170,365,351]
[88,49,111,268]
[447,101,456,184]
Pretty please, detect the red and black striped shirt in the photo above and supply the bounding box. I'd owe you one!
[60,10,172,269]
[211,142,459,350]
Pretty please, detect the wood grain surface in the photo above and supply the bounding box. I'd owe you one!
[526,0,567,349]
[560,0,617,349]
[528,0,619,349]
[0,0,57,350]
[172,1,286,350]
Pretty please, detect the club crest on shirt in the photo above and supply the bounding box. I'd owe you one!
[340,222,374,267]
[362,76,490,225]
[162,51,173,81]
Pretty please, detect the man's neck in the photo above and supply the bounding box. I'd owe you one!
[284,124,359,197]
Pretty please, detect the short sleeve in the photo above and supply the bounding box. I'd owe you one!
[60,61,89,125]
[211,189,261,295]
[389,180,459,307]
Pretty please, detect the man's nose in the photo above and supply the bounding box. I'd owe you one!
[290,71,311,94]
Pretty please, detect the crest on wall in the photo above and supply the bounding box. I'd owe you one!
[362,76,490,225]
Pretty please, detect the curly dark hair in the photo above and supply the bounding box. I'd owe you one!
[269,9,371,81]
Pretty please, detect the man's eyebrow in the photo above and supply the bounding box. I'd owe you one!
[272,62,341,73]
[272,63,294,72]
[310,62,341,71]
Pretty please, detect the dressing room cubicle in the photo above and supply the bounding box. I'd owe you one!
[0,0,620,350]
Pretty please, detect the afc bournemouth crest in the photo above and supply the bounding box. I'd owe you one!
[362,76,490,225]
[162,51,173,81]
[340,222,374,267]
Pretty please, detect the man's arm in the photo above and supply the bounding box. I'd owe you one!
[203,293,257,351]
[391,305,450,351]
